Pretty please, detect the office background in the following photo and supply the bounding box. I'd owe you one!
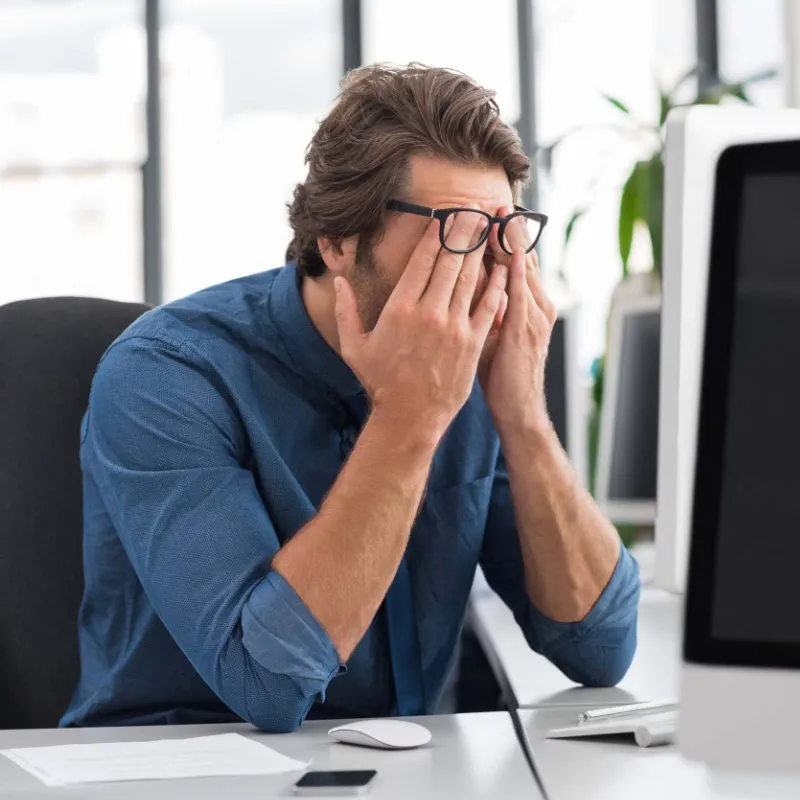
[4,5,800,792]
[0,0,786,371]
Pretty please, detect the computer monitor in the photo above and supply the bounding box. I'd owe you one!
[544,305,587,488]
[680,136,800,772]
[595,293,660,525]
[655,106,800,594]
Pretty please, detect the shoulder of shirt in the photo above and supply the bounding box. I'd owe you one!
[105,268,285,360]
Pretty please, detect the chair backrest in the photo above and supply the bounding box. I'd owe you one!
[0,296,149,729]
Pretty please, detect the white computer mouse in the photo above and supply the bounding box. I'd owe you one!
[328,718,432,750]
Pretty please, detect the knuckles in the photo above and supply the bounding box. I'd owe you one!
[449,321,472,348]
[542,301,558,327]
[388,297,415,319]
[420,306,447,329]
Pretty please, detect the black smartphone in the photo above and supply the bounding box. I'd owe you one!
[293,770,378,796]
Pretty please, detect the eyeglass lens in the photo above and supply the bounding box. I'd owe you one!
[440,210,541,254]
[501,214,541,254]
[441,211,490,253]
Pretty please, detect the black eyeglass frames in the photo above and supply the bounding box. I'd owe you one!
[386,200,548,256]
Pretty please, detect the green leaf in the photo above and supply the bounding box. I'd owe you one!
[727,83,750,103]
[603,94,631,115]
[618,165,642,277]
[698,80,755,106]
[659,89,673,127]
[588,357,605,496]
[719,81,748,102]
[736,87,751,104]
[616,523,638,548]
[693,91,715,105]
[564,209,586,248]
[645,155,664,275]
[592,356,605,407]
[740,67,778,85]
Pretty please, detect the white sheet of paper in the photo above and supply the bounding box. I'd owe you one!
[0,733,310,787]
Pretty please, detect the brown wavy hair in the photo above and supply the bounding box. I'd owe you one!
[286,63,531,278]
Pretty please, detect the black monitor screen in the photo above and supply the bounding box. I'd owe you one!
[608,310,660,501]
[685,140,800,667]
[545,317,568,452]
[712,170,800,643]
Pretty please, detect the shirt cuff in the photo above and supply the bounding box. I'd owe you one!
[521,545,642,656]
[242,570,344,699]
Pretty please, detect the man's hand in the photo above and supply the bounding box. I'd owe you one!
[334,210,508,442]
[478,207,622,625]
[273,212,507,660]
[479,204,557,435]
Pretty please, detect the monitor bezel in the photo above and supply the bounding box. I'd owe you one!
[684,139,800,668]
[595,293,661,525]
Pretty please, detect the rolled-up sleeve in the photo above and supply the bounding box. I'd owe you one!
[85,336,342,732]
[479,451,641,687]
[242,572,342,698]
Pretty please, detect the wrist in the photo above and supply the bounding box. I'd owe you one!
[493,402,553,441]
[366,406,443,458]
[496,413,558,454]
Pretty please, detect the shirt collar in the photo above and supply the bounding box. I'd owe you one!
[267,263,365,405]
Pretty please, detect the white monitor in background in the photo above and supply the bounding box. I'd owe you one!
[655,106,800,595]
[675,123,800,771]
[595,292,660,526]
[544,304,587,488]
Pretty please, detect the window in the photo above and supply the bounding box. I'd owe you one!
[0,0,145,306]
[718,0,785,107]
[160,0,343,301]
[363,0,519,124]
[534,0,695,369]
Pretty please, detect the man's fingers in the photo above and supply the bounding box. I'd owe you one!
[492,289,508,332]
[450,239,489,315]
[423,209,485,310]
[471,264,508,338]
[525,253,557,324]
[390,217,442,304]
[333,276,365,357]
[504,247,528,326]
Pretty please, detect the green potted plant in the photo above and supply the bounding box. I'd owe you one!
[542,66,775,545]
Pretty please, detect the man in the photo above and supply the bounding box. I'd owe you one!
[62,64,639,731]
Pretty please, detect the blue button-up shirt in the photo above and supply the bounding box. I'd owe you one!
[62,263,640,731]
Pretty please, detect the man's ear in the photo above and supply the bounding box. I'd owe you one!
[317,235,358,276]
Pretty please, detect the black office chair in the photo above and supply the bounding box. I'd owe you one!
[0,296,149,729]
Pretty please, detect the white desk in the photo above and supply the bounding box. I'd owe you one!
[470,583,682,709]
[0,712,544,799]
[517,708,800,800]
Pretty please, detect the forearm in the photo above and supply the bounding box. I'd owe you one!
[271,412,438,660]
[499,420,620,622]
